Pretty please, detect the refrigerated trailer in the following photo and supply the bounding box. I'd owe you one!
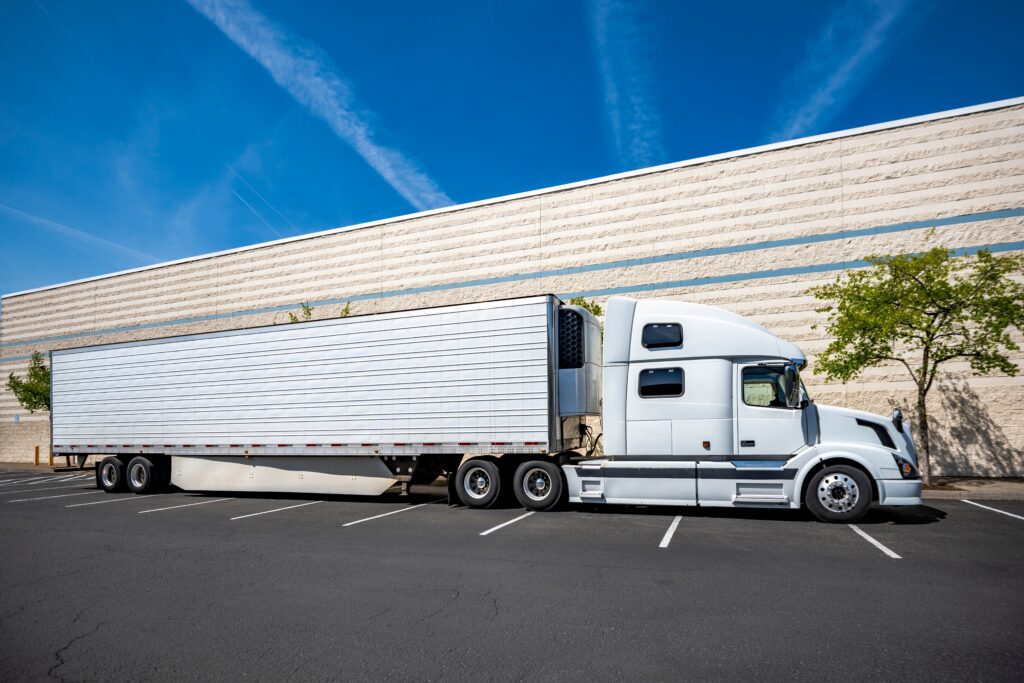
[52,294,921,522]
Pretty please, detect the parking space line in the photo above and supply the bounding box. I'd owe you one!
[66,496,141,508]
[0,484,94,496]
[963,500,1024,521]
[0,476,51,486]
[139,498,233,514]
[342,501,440,527]
[480,511,535,536]
[230,500,322,520]
[8,491,105,503]
[28,475,79,484]
[659,515,683,548]
[849,524,901,559]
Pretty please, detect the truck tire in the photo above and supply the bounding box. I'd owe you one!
[456,460,501,508]
[805,464,871,523]
[97,456,127,493]
[126,456,162,494]
[513,460,563,511]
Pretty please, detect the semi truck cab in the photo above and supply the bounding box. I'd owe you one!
[557,297,922,522]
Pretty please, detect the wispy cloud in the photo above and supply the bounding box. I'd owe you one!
[768,0,912,142]
[186,0,452,211]
[588,0,665,169]
[0,201,160,264]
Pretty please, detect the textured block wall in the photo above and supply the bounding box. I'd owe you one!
[2,101,1022,475]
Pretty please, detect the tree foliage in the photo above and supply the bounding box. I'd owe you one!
[808,246,1023,483]
[568,296,603,318]
[6,351,51,413]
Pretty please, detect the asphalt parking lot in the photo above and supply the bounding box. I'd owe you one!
[1,468,1022,682]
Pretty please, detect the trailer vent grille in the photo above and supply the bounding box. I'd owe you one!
[559,309,584,369]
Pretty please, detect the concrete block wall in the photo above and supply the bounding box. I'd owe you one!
[2,99,1022,475]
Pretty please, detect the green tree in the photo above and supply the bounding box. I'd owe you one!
[808,247,1024,484]
[568,296,603,318]
[6,351,51,413]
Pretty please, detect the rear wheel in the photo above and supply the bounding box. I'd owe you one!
[456,460,501,508]
[126,456,164,494]
[96,456,127,493]
[513,460,564,511]
[805,464,871,523]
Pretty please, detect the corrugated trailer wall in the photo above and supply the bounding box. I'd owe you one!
[2,98,1023,475]
[51,297,556,456]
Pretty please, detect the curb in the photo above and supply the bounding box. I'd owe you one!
[923,491,1024,501]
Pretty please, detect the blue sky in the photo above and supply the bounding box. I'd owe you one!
[0,0,1022,296]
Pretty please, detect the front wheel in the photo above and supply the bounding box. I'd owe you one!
[805,464,872,523]
[512,460,564,511]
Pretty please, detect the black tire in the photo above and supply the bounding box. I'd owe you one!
[456,459,501,508]
[513,460,564,511]
[126,456,163,494]
[805,464,872,523]
[96,456,127,493]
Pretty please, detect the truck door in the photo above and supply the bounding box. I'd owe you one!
[695,363,805,507]
[733,363,806,456]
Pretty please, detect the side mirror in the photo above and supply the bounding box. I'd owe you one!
[891,408,904,433]
[784,364,801,409]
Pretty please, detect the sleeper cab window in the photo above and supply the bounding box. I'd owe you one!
[641,323,683,349]
[639,367,684,398]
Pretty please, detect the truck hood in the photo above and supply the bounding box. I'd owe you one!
[814,403,916,464]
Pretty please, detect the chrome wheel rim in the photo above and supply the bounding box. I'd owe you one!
[129,462,147,490]
[522,467,552,502]
[463,466,491,500]
[100,462,118,489]
[818,472,859,513]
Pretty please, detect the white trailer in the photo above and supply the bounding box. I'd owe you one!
[52,294,921,522]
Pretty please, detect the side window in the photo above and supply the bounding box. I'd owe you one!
[638,367,684,398]
[641,323,682,349]
[742,366,787,408]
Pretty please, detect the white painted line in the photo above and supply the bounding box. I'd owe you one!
[480,511,535,536]
[139,498,233,514]
[342,501,439,527]
[659,515,683,548]
[0,476,51,486]
[230,500,322,520]
[849,524,901,559]
[66,496,141,508]
[29,475,79,484]
[963,499,1024,521]
[0,484,94,495]
[8,491,105,503]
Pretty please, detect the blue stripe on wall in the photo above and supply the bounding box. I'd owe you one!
[0,206,1020,357]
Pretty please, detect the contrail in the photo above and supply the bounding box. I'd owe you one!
[0,201,159,264]
[227,165,298,232]
[230,189,283,239]
[768,0,912,141]
[186,0,453,211]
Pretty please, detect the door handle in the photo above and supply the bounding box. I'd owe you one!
[740,440,755,447]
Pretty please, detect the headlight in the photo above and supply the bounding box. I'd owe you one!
[890,452,919,479]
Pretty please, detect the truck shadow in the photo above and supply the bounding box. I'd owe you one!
[565,503,947,525]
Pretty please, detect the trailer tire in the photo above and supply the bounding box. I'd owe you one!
[96,456,127,493]
[804,464,871,523]
[126,456,163,494]
[513,460,563,511]
[456,460,501,508]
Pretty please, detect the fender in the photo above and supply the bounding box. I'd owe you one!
[792,444,889,505]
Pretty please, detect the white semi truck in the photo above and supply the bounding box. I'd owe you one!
[51,295,922,523]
